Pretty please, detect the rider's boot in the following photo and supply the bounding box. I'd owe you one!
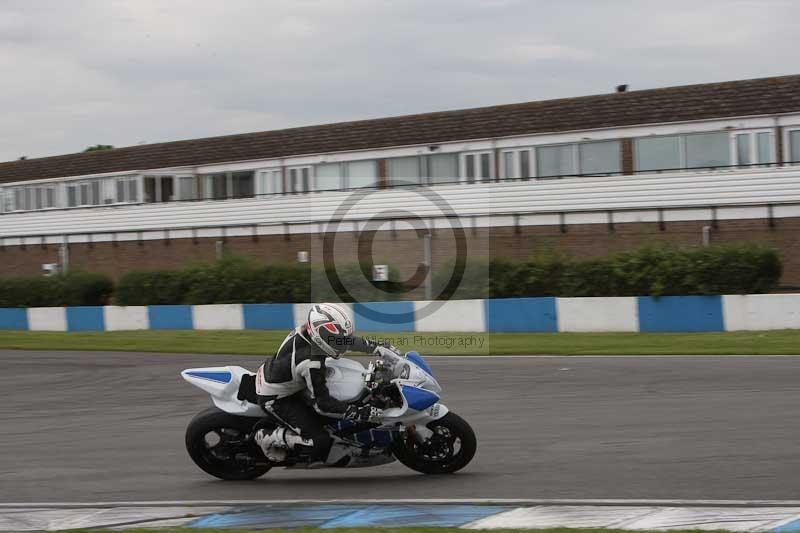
[254,427,312,462]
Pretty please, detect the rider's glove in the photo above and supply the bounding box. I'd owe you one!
[344,404,383,423]
[371,341,401,356]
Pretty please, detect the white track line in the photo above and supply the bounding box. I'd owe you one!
[4,499,800,508]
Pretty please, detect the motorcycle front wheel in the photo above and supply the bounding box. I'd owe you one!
[185,406,271,480]
[392,412,477,474]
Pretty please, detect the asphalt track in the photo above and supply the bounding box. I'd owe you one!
[1,350,799,503]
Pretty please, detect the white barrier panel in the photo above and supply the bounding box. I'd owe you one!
[723,294,800,331]
[104,306,149,331]
[413,299,486,332]
[556,297,639,332]
[192,304,244,330]
[27,307,67,332]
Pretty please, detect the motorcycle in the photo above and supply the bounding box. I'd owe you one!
[181,347,477,479]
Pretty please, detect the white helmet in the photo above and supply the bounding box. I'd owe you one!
[306,303,354,358]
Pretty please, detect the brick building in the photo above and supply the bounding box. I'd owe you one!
[2,74,800,293]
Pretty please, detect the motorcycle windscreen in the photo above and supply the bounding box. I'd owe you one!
[405,351,434,376]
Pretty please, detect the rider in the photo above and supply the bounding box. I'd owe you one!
[254,303,386,464]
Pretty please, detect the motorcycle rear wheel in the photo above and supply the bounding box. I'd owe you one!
[392,412,476,474]
[185,406,271,480]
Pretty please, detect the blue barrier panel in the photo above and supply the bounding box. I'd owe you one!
[66,306,105,332]
[0,308,29,330]
[243,303,295,330]
[148,305,193,330]
[485,297,558,332]
[353,301,416,332]
[637,295,724,332]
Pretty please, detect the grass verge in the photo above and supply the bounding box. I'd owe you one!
[0,329,799,355]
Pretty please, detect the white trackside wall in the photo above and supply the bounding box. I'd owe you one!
[722,294,800,331]
[556,297,640,332]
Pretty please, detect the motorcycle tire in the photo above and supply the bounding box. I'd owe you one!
[392,412,477,474]
[185,406,271,480]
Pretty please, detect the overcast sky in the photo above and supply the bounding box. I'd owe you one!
[1,0,799,162]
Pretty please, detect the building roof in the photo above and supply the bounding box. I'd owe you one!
[3,74,800,185]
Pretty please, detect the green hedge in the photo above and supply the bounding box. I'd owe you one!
[448,243,781,299]
[115,257,405,305]
[0,244,781,307]
[0,272,113,307]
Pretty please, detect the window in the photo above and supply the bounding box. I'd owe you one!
[45,187,56,208]
[734,131,774,168]
[790,130,800,164]
[345,160,378,189]
[67,185,78,207]
[388,156,421,186]
[579,141,621,175]
[12,187,27,211]
[501,149,533,180]
[685,132,729,169]
[636,132,733,173]
[201,172,251,200]
[231,171,254,198]
[68,180,101,206]
[99,179,115,204]
[314,163,342,191]
[176,176,196,200]
[80,183,90,205]
[144,176,175,203]
[313,160,378,190]
[116,177,140,203]
[386,155,457,186]
[427,153,458,184]
[537,144,575,177]
[288,166,311,193]
[636,135,682,172]
[757,132,772,164]
[460,152,493,183]
[736,134,751,166]
[257,169,283,194]
[204,174,227,200]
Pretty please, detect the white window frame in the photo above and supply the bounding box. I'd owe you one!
[635,132,732,173]
[387,156,423,187]
[257,168,284,195]
[459,151,494,183]
[287,165,312,193]
[784,127,800,165]
[577,140,622,176]
[731,129,775,168]
[500,148,535,180]
[175,174,197,201]
[634,135,685,173]
[535,143,580,178]
[114,176,142,204]
[144,175,176,203]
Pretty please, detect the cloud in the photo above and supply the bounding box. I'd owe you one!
[0,0,798,161]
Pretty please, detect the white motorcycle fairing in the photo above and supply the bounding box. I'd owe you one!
[181,366,263,417]
[181,349,450,468]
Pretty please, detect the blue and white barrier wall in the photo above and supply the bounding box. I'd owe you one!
[0,294,798,332]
